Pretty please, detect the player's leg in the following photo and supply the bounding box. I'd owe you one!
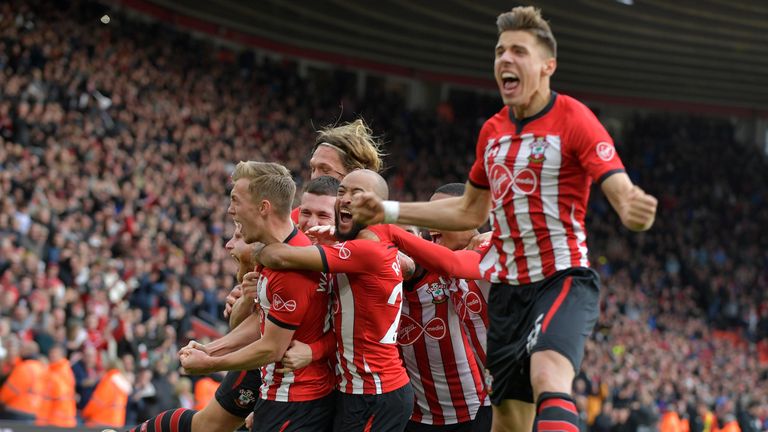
[125,408,196,432]
[334,384,413,432]
[484,282,537,432]
[368,383,414,432]
[470,405,493,431]
[491,400,534,432]
[192,370,260,432]
[191,398,246,432]
[251,392,335,432]
[529,350,579,432]
[528,268,600,432]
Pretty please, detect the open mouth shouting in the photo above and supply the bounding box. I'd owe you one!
[500,71,520,94]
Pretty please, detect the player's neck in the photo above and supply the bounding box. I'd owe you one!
[259,218,296,245]
[511,87,551,120]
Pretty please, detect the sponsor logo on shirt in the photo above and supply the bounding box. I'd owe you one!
[272,294,297,312]
[490,164,538,202]
[454,290,483,320]
[333,242,351,260]
[489,163,513,203]
[596,142,616,161]
[511,168,538,196]
[397,315,447,345]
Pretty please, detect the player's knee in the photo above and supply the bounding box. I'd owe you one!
[492,401,534,432]
[530,351,574,397]
[193,403,244,432]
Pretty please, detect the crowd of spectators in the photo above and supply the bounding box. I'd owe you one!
[0,0,766,430]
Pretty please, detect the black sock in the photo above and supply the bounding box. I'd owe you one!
[126,408,196,432]
[535,392,579,432]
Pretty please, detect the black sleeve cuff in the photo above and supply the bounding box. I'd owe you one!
[467,178,490,190]
[267,314,299,330]
[597,169,625,185]
[316,245,329,273]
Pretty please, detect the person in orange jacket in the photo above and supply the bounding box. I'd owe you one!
[660,405,684,432]
[81,360,132,428]
[37,345,77,427]
[193,375,220,411]
[0,341,46,423]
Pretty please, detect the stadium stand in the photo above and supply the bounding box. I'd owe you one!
[0,0,766,431]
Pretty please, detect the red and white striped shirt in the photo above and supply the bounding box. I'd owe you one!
[399,270,487,425]
[256,228,335,402]
[317,225,411,395]
[449,277,490,367]
[468,93,625,285]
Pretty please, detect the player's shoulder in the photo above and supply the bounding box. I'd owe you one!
[555,93,601,123]
[363,224,393,242]
[286,227,312,247]
[481,105,512,134]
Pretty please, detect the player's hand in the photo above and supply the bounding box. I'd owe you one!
[466,231,492,251]
[179,347,216,375]
[351,192,385,225]
[275,340,313,373]
[223,285,243,318]
[245,412,254,429]
[305,225,338,245]
[241,271,261,300]
[178,340,208,358]
[621,186,657,231]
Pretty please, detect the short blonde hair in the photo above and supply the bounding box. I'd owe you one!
[497,6,557,58]
[314,119,385,174]
[232,161,296,217]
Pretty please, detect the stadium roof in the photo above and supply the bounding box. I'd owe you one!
[129,0,768,114]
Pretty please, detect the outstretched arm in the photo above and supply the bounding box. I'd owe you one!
[258,243,325,272]
[352,182,491,231]
[203,312,261,356]
[601,173,657,232]
[388,226,482,280]
[181,320,294,373]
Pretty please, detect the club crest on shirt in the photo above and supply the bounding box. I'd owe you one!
[234,388,256,409]
[528,136,549,163]
[484,368,494,395]
[426,278,449,304]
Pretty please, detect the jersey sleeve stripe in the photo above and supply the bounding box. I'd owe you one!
[316,245,330,273]
[267,314,299,330]
[597,168,625,185]
[467,178,490,190]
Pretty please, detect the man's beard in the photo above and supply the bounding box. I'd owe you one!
[335,219,365,241]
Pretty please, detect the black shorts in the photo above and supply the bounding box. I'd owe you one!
[333,383,414,432]
[251,391,336,432]
[215,370,262,418]
[485,267,600,404]
[405,405,492,432]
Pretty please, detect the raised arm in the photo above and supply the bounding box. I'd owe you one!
[601,172,657,232]
[352,182,491,231]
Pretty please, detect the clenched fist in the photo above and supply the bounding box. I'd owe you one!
[621,186,657,231]
[351,192,385,225]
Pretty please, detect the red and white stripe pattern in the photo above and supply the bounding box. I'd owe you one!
[481,133,587,285]
[333,273,406,394]
[257,294,294,402]
[449,278,490,367]
[399,272,486,425]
